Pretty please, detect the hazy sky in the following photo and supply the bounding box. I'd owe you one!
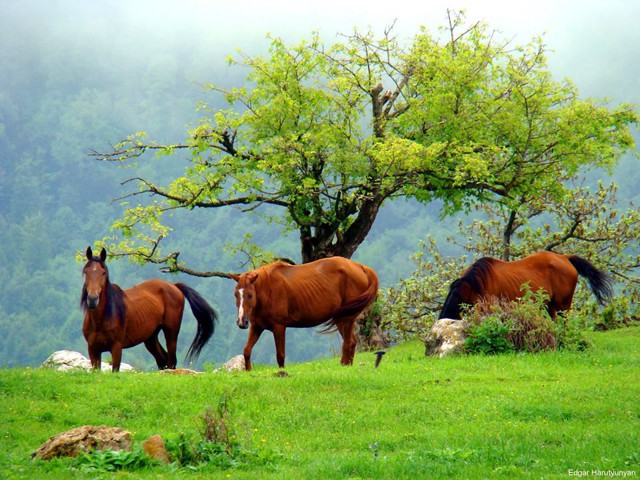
[2,0,638,104]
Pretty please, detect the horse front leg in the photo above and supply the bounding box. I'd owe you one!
[110,343,123,372]
[88,345,102,371]
[243,324,264,371]
[272,324,286,369]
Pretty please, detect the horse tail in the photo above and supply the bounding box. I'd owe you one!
[566,256,614,306]
[175,283,218,363]
[323,265,379,332]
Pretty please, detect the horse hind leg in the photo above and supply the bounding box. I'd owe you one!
[548,293,574,321]
[163,328,179,369]
[144,333,169,369]
[272,324,286,369]
[336,318,358,366]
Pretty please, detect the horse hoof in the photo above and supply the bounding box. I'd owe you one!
[273,370,289,378]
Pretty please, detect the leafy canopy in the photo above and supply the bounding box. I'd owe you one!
[93,12,638,274]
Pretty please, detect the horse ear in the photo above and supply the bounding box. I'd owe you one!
[100,248,107,262]
[229,273,240,282]
[86,246,93,260]
[247,272,259,284]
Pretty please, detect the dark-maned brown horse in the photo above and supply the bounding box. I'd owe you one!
[81,247,218,371]
[439,251,613,320]
[230,257,379,370]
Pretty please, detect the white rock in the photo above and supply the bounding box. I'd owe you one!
[42,350,134,372]
[424,319,468,358]
[222,355,246,371]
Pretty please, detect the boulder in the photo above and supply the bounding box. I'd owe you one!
[32,425,131,460]
[222,355,246,371]
[41,350,134,372]
[142,435,170,463]
[424,319,469,357]
[160,368,201,375]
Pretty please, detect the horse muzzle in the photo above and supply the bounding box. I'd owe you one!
[237,316,250,329]
[86,295,100,309]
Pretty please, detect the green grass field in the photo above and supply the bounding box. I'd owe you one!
[1,328,639,479]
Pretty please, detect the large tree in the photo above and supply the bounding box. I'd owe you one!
[93,12,637,276]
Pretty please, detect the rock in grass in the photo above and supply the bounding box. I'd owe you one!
[159,368,201,375]
[41,350,134,372]
[424,319,468,357]
[222,355,246,371]
[142,435,170,463]
[32,425,131,460]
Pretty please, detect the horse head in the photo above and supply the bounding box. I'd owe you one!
[82,246,108,310]
[230,271,259,329]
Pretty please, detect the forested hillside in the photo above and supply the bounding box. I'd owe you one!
[0,1,638,370]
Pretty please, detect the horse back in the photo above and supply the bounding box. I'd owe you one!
[260,257,378,326]
[490,251,578,299]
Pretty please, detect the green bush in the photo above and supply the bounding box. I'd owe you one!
[465,315,515,355]
[595,296,640,331]
[464,289,590,354]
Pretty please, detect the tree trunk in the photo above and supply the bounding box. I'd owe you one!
[300,195,385,263]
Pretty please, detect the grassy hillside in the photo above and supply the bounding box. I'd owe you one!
[1,328,639,479]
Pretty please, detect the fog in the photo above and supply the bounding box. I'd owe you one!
[3,0,639,100]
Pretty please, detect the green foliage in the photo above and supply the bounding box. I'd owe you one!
[355,300,390,351]
[595,296,640,331]
[165,434,243,470]
[92,12,638,271]
[553,313,593,352]
[463,289,592,355]
[465,315,515,355]
[75,448,156,472]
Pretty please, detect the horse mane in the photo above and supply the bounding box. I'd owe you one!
[80,258,127,324]
[439,257,496,319]
[462,257,495,294]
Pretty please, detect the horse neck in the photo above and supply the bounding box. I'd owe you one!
[252,269,273,315]
[440,278,477,320]
[87,283,122,327]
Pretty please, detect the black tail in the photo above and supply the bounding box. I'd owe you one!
[175,283,218,363]
[567,256,614,306]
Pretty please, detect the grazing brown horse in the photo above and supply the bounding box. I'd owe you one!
[230,257,379,370]
[81,247,217,371]
[439,251,613,320]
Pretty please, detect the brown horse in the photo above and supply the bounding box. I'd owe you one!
[230,257,379,370]
[81,247,217,371]
[439,251,613,320]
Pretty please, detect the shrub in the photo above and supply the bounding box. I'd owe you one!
[553,312,592,351]
[595,296,640,331]
[464,289,590,354]
[465,314,515,355]
[356,300,391,351]
[167,396,241,469]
